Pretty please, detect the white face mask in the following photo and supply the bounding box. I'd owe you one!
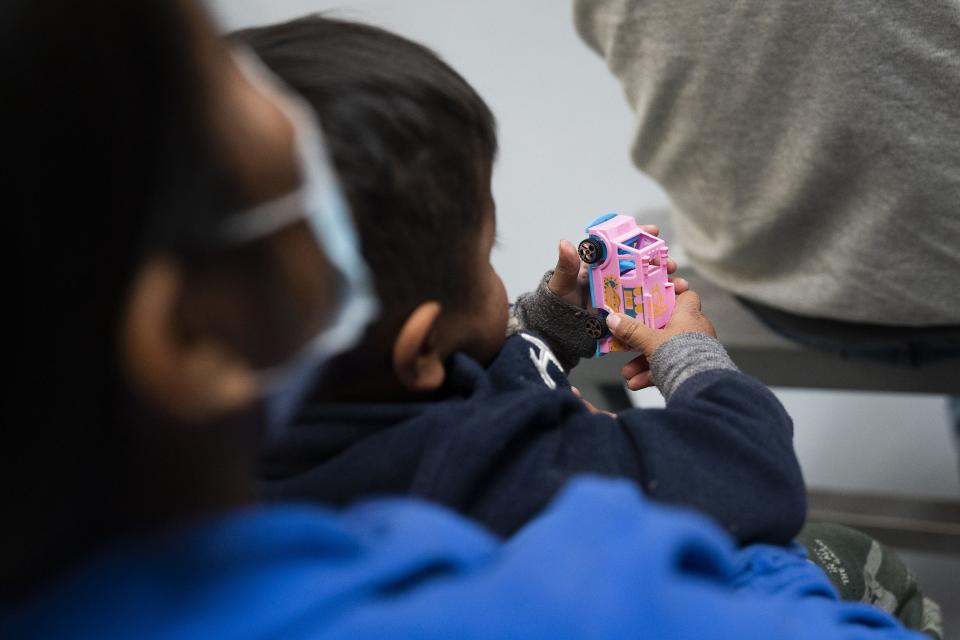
[221,48,379,428]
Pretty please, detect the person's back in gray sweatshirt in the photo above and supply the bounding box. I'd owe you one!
[575,0,960,326]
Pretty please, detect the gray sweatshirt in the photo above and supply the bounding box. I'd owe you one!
[574,0,960,326]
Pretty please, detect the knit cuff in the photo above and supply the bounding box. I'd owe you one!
[649,332,738,401]
[511,271,599,371]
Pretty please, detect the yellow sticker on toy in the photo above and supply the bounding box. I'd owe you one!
[603,276,621,312]
[633,287,644,314]
[652,285,667,319]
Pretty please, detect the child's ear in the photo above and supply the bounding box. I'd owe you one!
[392,301,446,393]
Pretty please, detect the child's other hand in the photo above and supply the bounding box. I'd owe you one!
[571,386,616,417]
[607,291,717,390]
[547,226,689,309]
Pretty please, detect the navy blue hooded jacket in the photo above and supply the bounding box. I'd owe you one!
[261,332,805,545]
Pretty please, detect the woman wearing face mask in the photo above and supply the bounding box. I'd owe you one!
[5,0,377,604]
[2,1,934,638]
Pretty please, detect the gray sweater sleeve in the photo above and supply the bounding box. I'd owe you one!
[650,332,738,401]
[510,271,599,371]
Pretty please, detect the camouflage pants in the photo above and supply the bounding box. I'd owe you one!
[799,523,943,639]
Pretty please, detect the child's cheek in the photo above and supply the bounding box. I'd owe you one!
[477,272,509,364]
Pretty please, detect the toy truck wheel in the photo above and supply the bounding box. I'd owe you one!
[585,316,607,339]
[577,238,604,264]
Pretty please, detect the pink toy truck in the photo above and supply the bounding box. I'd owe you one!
[578,213,676,355]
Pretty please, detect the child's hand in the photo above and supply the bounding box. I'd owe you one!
[547,225,689,309]
[571,386,615,417]
[547,240,592,307]
[607,290,717,390]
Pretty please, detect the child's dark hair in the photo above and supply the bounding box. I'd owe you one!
[236,15,498,324]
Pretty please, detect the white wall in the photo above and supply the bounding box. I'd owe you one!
[206,0,670,299]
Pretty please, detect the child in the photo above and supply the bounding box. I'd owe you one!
[237,15,803,546]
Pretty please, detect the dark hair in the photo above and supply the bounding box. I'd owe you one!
[5,0,239,596]
[236,16,498,323]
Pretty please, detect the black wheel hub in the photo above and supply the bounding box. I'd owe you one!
[578,238,603,264]
[585,316,605,339]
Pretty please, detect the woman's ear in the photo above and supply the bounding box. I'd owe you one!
[392,301,446,393]
[122,258,258,422]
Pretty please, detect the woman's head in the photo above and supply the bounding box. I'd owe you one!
[6,0,370,595]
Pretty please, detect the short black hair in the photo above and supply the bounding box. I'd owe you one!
[236,16,498,323]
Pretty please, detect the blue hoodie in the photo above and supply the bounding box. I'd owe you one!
[2,478,917,639]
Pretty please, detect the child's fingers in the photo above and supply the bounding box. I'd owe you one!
[675,289,703,312]
[571,386,616,416]
[669,290,706,325]
[577,264,593,307]
[621,355,650,380]
[626,370,654,391]
[664,290,717,337]
[577,263,590,285]
[556,240,581,278]
[670,276,689,294]
[548,240,582,298]
[606,313,657,355]
[581,396,617,417]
